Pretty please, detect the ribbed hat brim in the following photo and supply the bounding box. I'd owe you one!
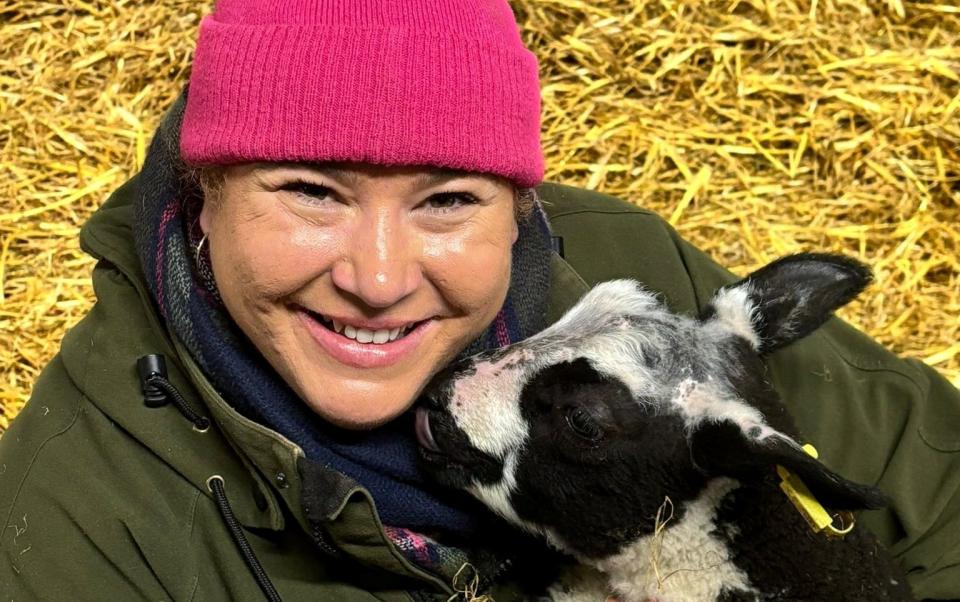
[181,17,544,187]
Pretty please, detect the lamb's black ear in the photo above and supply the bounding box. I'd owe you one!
[706,253,872,354]
[690,421,887,511]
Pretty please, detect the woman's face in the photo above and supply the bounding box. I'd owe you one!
[200,163,518,429]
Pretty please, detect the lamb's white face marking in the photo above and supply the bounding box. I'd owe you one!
[469,451,547,538]
[467,452,575,560]
[594,478,755,601]
[449,354,530,459]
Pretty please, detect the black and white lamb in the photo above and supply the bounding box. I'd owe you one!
[416,253,913,601]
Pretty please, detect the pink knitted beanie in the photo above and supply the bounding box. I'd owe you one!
[180,0,544,187]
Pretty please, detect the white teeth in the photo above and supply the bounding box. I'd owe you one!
[319,313,418,344]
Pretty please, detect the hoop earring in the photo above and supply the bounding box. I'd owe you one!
[196,233,208,257]
[193,231,219,298]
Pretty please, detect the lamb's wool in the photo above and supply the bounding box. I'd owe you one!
[708,285,761,350]
[593,478,754,602]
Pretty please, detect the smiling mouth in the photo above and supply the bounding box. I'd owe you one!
[304,310,424,345]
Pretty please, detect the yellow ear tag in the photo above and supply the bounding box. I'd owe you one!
[776,444,855,538]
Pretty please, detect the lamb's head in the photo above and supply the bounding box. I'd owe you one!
[416,253,887,560]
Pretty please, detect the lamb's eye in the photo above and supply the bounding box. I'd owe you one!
[565,407,603,442]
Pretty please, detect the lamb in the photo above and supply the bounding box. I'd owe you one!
[415,253,913,601]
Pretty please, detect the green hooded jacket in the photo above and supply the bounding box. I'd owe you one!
[2,171,959,600]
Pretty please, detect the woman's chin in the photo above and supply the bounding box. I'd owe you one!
[303,394,414,430]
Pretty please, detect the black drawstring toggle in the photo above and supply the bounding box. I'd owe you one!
[138,354,169,407]
[137,354,211,431]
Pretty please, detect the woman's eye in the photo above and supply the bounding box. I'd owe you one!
[565,407,604,442]
[279,180,334,205]
[423,192,479,213]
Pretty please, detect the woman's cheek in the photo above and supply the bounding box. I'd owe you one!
[422,224,514,310]
[228,219,345,302]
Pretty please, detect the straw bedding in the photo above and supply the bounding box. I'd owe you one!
[1,0,958,432]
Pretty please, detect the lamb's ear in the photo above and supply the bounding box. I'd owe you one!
[706,253,872,354]
[690,421,887,511]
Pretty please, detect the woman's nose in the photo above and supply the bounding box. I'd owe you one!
[330,209,423,308]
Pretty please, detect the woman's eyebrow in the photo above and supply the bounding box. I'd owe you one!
[253,162,478,189]
[252,162,358,185]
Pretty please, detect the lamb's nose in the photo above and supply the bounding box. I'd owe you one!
[415,408,441,453]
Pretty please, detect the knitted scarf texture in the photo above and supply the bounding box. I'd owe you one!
[133,91,554,542]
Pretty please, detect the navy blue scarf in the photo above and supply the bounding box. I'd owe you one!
[133,90,554,538]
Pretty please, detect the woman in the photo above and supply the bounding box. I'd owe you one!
[1,1,958,600]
